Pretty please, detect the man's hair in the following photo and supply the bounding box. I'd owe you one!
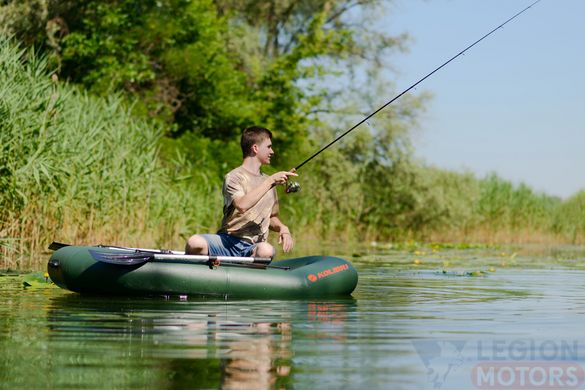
[241,126,272,158]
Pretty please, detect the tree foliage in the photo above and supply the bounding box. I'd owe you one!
[1,1,406,149]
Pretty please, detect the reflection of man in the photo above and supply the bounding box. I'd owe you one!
[221,322,292,389]
[186,126,297,258]
[166,319,292,388]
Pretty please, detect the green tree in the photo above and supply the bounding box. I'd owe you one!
[1,0,409,161]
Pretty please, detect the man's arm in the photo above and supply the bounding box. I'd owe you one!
[232,171,296,213]
[270,216,294,253]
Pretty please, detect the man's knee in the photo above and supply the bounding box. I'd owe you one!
[185,235,208,255]
[254,242,275,258]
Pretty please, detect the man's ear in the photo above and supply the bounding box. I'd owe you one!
[251,144,259,155]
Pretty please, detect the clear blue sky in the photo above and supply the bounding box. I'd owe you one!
[382,0,584,198]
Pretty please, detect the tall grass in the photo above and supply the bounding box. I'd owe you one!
[0,36,218,269]
[425,172,579,244]
[551,190,585,243]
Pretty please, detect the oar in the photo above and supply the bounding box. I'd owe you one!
[48,241,70,251]
[50,242,282,268]
[48,241,183,254]
[88,249,272,266]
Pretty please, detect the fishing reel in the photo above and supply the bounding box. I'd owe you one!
[286,181,301,194]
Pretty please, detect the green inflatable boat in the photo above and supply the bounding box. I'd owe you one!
[47,244,358,298]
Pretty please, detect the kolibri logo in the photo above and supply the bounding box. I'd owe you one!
[307,264,349,282]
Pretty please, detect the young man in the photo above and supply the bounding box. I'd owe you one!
[185,126,297,258]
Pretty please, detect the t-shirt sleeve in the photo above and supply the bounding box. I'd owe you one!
[223,171,246,207]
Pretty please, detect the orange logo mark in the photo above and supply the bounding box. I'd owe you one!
[308,264,350,282]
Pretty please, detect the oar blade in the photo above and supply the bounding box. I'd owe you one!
[48,242,70,251]
[89,249,153,266]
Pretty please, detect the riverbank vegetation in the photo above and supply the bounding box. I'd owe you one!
[1,1,583,269]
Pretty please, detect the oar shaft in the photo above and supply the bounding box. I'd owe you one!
[57,243,273,265]
[105,246,271,264]
[107,246,185,255]
[152,253,271,264]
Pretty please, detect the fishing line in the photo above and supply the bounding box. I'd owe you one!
[286,0,542,193]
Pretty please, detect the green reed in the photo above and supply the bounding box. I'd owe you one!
[0,37,218,269]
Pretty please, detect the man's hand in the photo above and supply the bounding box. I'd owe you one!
[278,230,294,253]
[270,170,298,186]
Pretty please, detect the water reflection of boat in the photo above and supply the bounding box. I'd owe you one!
[46,295,356,388]
[307,302,352,324]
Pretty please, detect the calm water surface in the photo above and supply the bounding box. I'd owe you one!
[2,246,585,389]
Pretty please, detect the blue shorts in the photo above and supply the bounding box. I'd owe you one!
[201,233,256,257]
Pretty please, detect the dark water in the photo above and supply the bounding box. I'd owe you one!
[2,246,585,389]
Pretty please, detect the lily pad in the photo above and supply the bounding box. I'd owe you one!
[22,272,55,288]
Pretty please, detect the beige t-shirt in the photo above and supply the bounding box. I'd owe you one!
[218,166,279,243]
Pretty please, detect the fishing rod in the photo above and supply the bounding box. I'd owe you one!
[285,0,542,194]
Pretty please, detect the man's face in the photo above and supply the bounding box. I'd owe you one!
[255,137,274,165]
